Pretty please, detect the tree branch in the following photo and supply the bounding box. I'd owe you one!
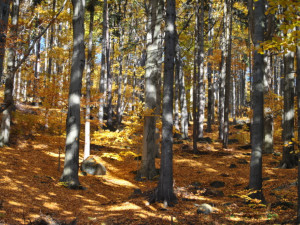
[13,0,68,73]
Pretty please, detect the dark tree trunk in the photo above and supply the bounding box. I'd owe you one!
[0,0,19,147]
[137,0,162,181]
[296,26,300,224]
[218,15,226,141]
[0,0,10,82]
[223,0,232,148]
[60,0,85,189]
[176,37,188,139]
[99,0,108,127]
[280,48,296,168]
[206,4,214,132]
[84,2,94,160]
[193,0,200,152]
[106,31,113,129]
[151,0,177,206]
[47,0,56,80]
[249,0,265,202]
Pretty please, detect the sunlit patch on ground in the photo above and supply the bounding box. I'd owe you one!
[0,104,298,224]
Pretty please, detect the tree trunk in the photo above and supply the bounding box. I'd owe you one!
[138,0,162,180]
[47,0,56,81]
[206,3,214,132]
[198,0,205,138]
[218,14,226,141]
[249,0,265,202]
[151,0,177,206]
[281,48,296,168]
[193,0,200,152]
[0,0,19,147]
[223,0,232,148]
[296,26,300,224]
[0,0,10,82]
[176,38,188,139]
[84,3,94,160]
[60,0,85,189]
[99,0,108,127]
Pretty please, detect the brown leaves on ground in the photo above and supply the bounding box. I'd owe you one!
[0,109,297,224]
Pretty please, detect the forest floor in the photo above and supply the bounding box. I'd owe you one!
[0,103,298,224]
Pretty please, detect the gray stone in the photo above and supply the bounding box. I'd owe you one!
[197,203,213,214]
[80,156,106,175]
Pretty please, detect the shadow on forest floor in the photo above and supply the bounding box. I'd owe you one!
[0,108,298,224]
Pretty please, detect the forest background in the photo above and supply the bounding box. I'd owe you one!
[0,0,299,224]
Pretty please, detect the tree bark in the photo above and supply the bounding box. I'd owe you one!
[249,0,265,202]
[60,0,85,189]
[280,48,296,168]
[99,0,108,127]
[138,0,162,180]
[198,0,205,138]
[296,26,300,224]
[223,0,232,148]
[0,0,10,82]
[151,0,177,206]
[84,2,94,160]
[0,0,19,147]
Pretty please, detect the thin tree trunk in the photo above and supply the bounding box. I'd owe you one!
[206,3,214,132]
[218,14,226,141]
[198,0,205,138]
[193,0,200,152]
[296,26,300,224]
[84,3,94,160]
[99,0,108,127]
[223,0,232,148]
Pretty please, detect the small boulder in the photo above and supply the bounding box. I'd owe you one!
[80,156,106,175]
[197,203,214,214]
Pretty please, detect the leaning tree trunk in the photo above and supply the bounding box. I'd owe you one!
[249,0,265,202]
[0,0,19,147]
[151,0,177,206]
[60,0,85,189]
